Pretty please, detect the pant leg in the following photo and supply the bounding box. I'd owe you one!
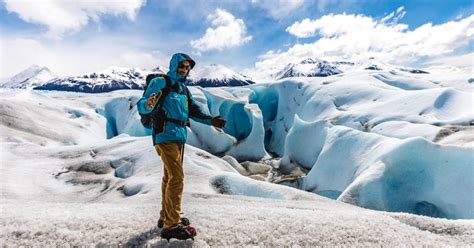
[178,143,185,215]
[156,142,185,229]
[155,145,169,221]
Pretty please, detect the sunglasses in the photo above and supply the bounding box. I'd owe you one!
[178,64,191,70]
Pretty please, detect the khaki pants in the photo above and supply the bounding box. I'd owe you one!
[155,142,185,229]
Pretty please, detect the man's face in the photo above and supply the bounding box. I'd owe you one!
[177,61,191,76]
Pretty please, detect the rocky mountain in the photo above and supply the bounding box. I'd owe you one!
[3,63,254,93]
[3,59,430,93]
[34,66,163,93]
[273,58,429,80]
[274,58,343,79]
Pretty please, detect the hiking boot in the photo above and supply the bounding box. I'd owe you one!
[157,219,164,228]
[157,217,191,228]
[180,217,190,226]
[161,224,196,241]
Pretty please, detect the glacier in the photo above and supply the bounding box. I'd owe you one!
[1,65,473,246]
[187,71,473,219]
[4,67,472,219]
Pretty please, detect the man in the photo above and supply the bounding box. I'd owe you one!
[137,53,226,240]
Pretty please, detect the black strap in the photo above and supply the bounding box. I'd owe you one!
[156,75,172,109]
[166,117,189,127]
[146,74,192,129]
[155,75,190,108]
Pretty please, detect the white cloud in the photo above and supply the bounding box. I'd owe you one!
[190,9,252,53]
[0,36,167,79]
[251,0,306,19]
[286,11,409,39]
[3,0,145,39]
[252,13,474,79]
[285,18,320,38]
[424,53,474,70]
[380,6,406,25]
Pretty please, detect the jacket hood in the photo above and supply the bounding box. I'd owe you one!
[167,53,196,83]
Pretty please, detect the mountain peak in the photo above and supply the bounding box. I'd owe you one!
[359,58,429,73]
[274,58,343,79]
[1,65,57,89]
[34,66,156,93]
[300,58,323,64]
[21,64,52,76]
[189,64,255,87]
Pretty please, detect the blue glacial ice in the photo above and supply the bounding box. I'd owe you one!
[98,77,473,219]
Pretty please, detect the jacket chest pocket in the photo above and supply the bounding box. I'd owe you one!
[168,93,187,118]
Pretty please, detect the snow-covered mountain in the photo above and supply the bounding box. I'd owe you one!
[1,65,57,89]
[361,57,429,74]
[3,64,254,93]
[33,66,163,93]
[189,64,255,87]
[272,58,430,80]
[274,58,343,79]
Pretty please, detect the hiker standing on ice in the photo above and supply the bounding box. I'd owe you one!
[137,53,226,241]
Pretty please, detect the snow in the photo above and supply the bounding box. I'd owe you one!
[0,90,106,146]
[1,65,168,93]
[271,57,434,81]
[274,58,343,79]
[1,133,472,246]
[1,65,57,89]
[3,63,255,91]
[31,66,163,93]
[415,65,474,91]
[191,64,249,82]
[1,62,473,245]
[188,64,255,87]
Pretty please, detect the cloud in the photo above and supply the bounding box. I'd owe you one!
[380,6,406,25]
[286,9,409,39]
[424,53,474,70]
[285,18,321,38]
[3,0,145,39]
[190,9,252,53]
[251,0,306,19]
[252,12,474,79]
[0,36,168,79]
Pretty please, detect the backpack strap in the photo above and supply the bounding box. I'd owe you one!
[146,74,189,111]
[155,75,172,109]
[160,78,191,126]
[143,73,167,96]
[149,75,171,144]
[182,84,190,104]
[147,75,193,135]
[182,85,191,126]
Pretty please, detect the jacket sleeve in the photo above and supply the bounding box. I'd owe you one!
[187,91,212,125]
[137,77,166,115]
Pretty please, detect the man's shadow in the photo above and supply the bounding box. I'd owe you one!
[124,227,194,247]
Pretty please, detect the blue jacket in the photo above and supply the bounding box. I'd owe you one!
[137,53,212,144]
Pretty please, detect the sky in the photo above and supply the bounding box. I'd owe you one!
[0,0,473,80]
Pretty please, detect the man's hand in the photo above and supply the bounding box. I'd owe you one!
[145,91,162,110]
[211,116,226,128]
